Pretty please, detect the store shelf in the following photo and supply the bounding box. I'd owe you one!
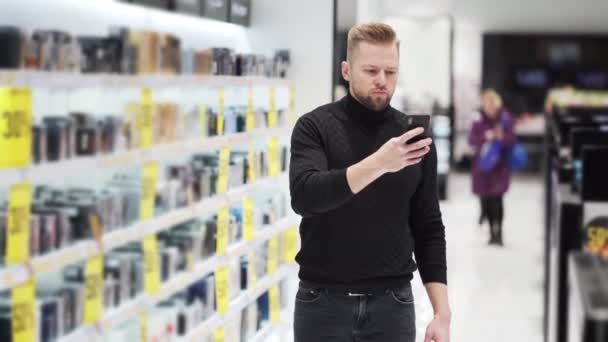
[185,263,297,342]
[0,127,292,188]
[0,70,293,88]
[56,215,299,340]
[0,173,289,291]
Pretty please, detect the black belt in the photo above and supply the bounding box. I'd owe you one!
[300,280,410,297]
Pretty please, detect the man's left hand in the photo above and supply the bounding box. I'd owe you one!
[424,313,451,342]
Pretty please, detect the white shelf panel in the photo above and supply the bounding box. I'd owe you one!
[0,70,292,89]
[0,128,292,188]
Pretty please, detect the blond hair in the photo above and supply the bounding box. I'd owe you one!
[481,89,503,108]
[347,23,399,62]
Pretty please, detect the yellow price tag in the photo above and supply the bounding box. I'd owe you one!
[288,85,296,124]
[84,255,103,324]
[140,161,158,220]
[217,146,230,194]
[215,267,229,315]
[268,137,280,177]
[268,86,277,128]
[199,104,208,137]
[143,235,160,294]
[11,279,36,342]
[247,145,256,183]
[243,197,254,241]
[0,87,32,168]
[6,183,32,265]
[246,87,254,131]
[216,207,229,254]
[269,285,281,323]
[267,236,279,275]
[213,327,225,342]
[283,227,299,264]
[247,251,257,288]
[139,312,148,342]
[138,88,153,148]
[217,86,225,135]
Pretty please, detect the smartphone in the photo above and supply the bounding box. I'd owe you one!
[405,114,431,144]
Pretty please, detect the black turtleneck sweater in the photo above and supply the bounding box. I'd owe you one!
[289,93,447,290]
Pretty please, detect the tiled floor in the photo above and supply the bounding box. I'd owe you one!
[274,172,545,342]
[412,173,545,342]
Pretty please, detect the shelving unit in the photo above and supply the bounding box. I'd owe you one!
[56,218,299,342]
[0,173,290,291]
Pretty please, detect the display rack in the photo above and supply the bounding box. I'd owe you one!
[57,214,299,341]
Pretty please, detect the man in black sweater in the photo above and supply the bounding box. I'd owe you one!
[289,23,451,342]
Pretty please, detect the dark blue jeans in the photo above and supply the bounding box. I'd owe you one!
[294,282,416,342]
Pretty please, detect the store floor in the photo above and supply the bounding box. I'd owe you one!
[413,172,545,342]
[272,172,544,342]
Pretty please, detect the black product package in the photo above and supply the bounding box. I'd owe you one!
[0,26,23,68]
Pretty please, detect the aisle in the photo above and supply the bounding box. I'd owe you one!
[412,173,544,342]
[274,173,545,342]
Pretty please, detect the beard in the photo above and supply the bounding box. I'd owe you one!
[352,87,392,111]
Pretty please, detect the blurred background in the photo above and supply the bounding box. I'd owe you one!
[0,0,607,341]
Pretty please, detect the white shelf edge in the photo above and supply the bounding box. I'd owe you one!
[0,70,293,88]
[0,128,293,189]
[0,173,289,291]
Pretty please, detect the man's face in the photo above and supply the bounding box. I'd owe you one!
[342,41,399,111]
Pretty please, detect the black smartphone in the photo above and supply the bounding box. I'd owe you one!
[405,114,431,144]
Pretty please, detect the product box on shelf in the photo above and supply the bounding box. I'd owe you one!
[201,0,230,22]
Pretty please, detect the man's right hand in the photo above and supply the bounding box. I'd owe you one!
[372,127,432,174]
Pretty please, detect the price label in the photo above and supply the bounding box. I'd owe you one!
[268,86,277,128]
[243,197,254,242]
[11,279,36,342]
[217,86,225,135]
[246,87,255,131]
[268,137,280,177]
[247,251,257,288]
[6,183,32,265]
[288,85,296,124]
[216,207,229,254]
[199,104,208,137]
[143,235,160,294]
[247,145,256,183]
[213,327,225,342]
[139,312,148,342]
[585,217,608,258]
[138,88,153,148]
[267,236,279,275]
[140,161,158,220]
[217,146,230,194]
[0,87,32,168]
[215,267,229,315]
[84,255,103,324]
[283,227,299,264]
[269,285,281,323]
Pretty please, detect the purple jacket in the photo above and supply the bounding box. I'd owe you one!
[468,110,516,196]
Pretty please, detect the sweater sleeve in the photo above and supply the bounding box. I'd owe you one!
[289,114,355,218]
[409,143,448,284]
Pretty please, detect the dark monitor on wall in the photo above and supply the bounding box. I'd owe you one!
[570,128,608,160]
[581,146,608,201]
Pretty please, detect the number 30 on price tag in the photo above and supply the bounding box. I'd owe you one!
[84,255,103,324]
[11,279,36,342]
[6,183,32,265]
[0,87,32,168]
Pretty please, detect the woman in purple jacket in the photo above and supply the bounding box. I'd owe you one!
[468,89,516,246]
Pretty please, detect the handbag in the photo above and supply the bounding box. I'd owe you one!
[479,140,502,172]
[501,114,528,172]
